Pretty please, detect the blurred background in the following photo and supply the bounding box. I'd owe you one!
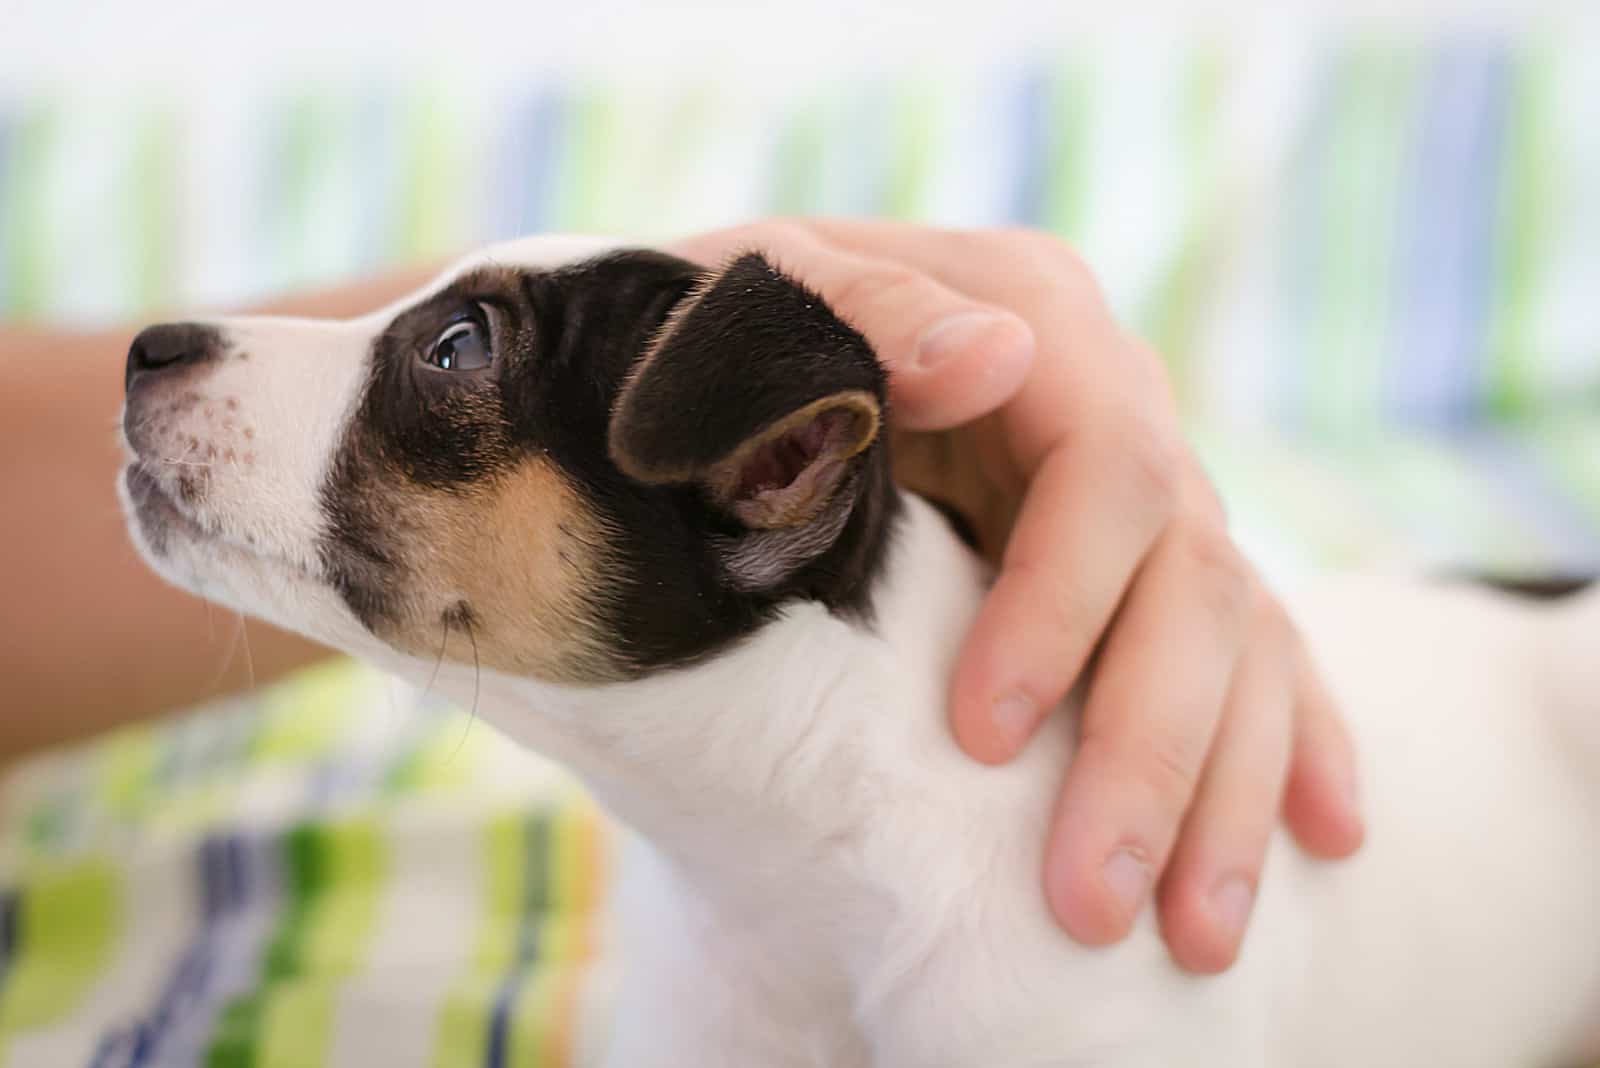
[6,0,1600,578]
[1,5,1598,1066]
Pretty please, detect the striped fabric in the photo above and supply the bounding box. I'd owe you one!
[2,30,1599,1068]
[0,663,614,1068]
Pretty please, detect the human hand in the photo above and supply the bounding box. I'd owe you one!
[673,219,1365,973]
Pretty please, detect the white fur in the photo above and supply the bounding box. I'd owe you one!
[123,236,1600,1067]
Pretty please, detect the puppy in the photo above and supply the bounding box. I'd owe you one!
[120,235,1600,1067]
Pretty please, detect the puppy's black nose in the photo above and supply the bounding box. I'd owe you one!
[125,323,222,391]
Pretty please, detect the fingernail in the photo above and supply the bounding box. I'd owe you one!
[1212,875,1254,938]
[1103,849,1152,917]
[990,691,1038,748]
[915,311,1006,370]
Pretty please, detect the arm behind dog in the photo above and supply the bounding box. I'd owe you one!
[0,267,437,757]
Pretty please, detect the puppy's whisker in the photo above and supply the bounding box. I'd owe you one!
[421,614,448,703]
[169,440,208,468]
[448,616,481,765]
[199,595,245,693]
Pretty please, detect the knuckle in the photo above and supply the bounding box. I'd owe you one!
[1118,427,1184,514]
[745,219,814,257]
[1253,594,1296,645]
[1079,718,1209,818]
[997,227,1076,261]
[1019,559,1095,649]
[830,262,932,316]
[1131,733,1207,814]
[1177,524,1254,627]
[966,227,1090,277]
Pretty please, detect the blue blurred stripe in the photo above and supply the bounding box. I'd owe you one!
[1008,66,1052,228]
[488,86,566,243]
[1387,41,1510,428]
[484,816,549,1068]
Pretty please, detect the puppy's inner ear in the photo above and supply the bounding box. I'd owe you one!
[706,393,880,530]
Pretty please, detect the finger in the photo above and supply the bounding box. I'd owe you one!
[690,219,1152,459]
[1157,603,1295,974]
[670,222,1036,430]
[1283,645,1365,858]
[795,220,1151,445]
[948,423,1181,762]
[1041,524,1253,946]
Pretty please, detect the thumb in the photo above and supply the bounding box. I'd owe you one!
[672,224,1035,430]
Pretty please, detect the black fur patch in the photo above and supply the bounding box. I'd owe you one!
[319,249,900,678]
[611,253,886,483]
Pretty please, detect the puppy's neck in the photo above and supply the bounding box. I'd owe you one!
[449,495,989,904]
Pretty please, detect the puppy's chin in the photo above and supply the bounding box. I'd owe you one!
[117,463,371,655]
[120,462,206,567]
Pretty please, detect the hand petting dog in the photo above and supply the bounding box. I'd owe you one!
[675,220,1365,974]
[5,217,1361,976]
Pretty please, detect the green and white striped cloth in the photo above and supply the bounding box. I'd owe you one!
[0,664,613,1068]
[1,31,1597,1068]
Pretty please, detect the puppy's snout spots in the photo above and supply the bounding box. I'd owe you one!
[176,471,207,505]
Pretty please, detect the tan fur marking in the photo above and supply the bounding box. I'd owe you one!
[377,458,623,684]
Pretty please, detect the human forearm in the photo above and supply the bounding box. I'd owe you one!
[0,265,437,755]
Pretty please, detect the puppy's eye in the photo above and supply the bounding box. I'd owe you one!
[425,319,492,372]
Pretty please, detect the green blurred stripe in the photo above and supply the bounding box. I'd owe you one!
[1313,42,1417,437]
[1144,47,1225,398]
[400,86,465,259]
[252,657,360,762]
[883,82,938,219]
[1,102,56,319]
[430,812,527,1068]
[131,103,179,312]
[95,727,160,822]
[770,97,825,215]
[0,860,121,1051]
[207,820,386,1068]
[1487,43,1551,419]
[281,91,331,282]
[1043,59,1089,238]
[564,87,616,232]
[504,816,551,1068]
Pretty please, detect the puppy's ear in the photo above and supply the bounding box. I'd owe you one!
[609,252,887,589]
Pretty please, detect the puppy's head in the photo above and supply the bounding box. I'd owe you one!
[119,238,897,684]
